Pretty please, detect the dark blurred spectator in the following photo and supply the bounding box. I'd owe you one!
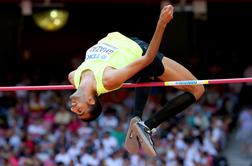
[98,107,119,130]
[101,131,118,156]
[105,150,124,166]
[27,118,46,141]
[80,148,99,166]
[55,147,71,166]
[239,66,252,108]
[236,108,252,157]
[54,106,72,125]
[28,92,46,112]
[110,122,126,149]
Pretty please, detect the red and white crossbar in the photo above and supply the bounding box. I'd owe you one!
[0,77,252,91]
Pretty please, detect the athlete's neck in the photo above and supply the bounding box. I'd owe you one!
[79,70,97,96]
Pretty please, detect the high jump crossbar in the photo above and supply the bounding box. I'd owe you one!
[0,77,252,91]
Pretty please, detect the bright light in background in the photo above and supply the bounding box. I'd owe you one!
[50,10,58,18]
[33,9,69,31]
[53,19,61,25]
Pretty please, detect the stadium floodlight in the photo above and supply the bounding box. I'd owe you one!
[33,9,69,31]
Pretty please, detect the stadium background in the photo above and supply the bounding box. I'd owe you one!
[0,0,252,165]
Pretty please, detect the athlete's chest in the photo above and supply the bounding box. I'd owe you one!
[85,43,118,61]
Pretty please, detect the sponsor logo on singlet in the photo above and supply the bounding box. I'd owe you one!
[85,43,118,61]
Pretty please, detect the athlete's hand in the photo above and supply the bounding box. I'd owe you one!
[158,5,174,26]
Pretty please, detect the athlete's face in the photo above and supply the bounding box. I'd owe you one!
[71,102,90,119]
[70,93,94,120]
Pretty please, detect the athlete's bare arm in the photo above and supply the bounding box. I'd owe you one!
[68,70,75,87]
[103,5,174,90]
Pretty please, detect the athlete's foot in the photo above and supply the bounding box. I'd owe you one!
[124,116,141,154]
[132,121,157,157]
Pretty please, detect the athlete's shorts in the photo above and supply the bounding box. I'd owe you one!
[130,37,165,80]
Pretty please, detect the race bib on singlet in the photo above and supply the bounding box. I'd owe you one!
[85,43,118,61]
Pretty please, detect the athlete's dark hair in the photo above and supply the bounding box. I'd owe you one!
[80,95,102,122]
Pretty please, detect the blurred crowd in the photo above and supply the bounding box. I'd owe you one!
[0,69,252,166]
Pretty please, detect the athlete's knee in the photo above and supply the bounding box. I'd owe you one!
[182,84,205,101]
[191,85,205,101]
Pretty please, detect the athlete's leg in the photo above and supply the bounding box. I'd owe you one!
[144,56,205,129]
[158,57,204,100]
[124,77,152,154]
[133,78,152,118]
[133,57,204,157]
